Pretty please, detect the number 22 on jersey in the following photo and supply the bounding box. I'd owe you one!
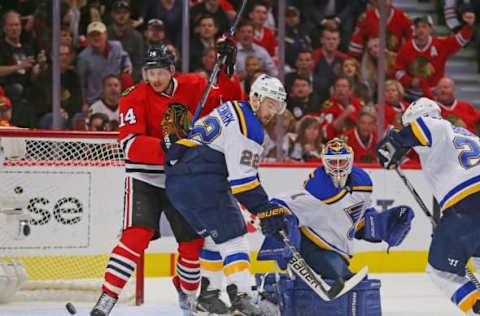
[453,136,480,169]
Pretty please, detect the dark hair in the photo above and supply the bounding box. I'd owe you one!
[293,74,311,86]
[334,75,353,88]
[89,112,109,130]
[238,19,254,30]
[321,26,340,37]
[198,14,217,27]
[296,115,323,149]
[250,0,270,12]
[103,74,121,86]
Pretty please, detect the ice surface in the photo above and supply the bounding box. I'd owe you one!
[0,273,470,316]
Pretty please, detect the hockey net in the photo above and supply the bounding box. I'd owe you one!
[0,129,142,304]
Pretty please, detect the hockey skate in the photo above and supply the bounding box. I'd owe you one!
[90,292,118,316]
[196,277,229,315]
[227,284,264,316]
[173,275,198,316]
[473,299,480,314]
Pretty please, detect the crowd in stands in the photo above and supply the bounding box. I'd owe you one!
[0,0,479,164]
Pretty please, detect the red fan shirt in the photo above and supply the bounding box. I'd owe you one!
[320,96,365,140]
[438,99,480,133]
[253,26,278,58]
[344,127,378,164]
[349,7,413,58]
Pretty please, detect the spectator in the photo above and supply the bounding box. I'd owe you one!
[285,49,315,93]
[166,43,182,71]
[0,95,13,127]
[348,0,412,60]
[77,21,132,105]
[341,57,370,104]
[145,0,183,48]
[285,5,312,70]
[144,19,168,52]
[435,76,480,133]
[32,43,82,129]
[190,0,229,35]
[290,115,323,162]
[344,106,377,164]
[287,74,322,120]
[190,15,218,71]
[241,55,263,94]
[394,14,475,101]
[381,79,408,129]
[107,0,144,83]
[89,74,121,123]
[61,25,74,47]
[302,0,363,51]
[248,1,278,58]
[262,109,297,162]
[235,20,277,78]
[0,11,38,127]
[88,112,110,131]
[312,27,346,103]
[196,47,217,76]
[320,76,365,140]
[79,0,104,40]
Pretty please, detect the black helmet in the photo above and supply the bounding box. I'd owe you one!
[143,45,174,70]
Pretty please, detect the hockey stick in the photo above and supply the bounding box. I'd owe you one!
[394,167,480,289]
[279,230,368,301]
[190,0,248,128]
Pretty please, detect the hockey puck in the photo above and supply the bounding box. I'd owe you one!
[65,302,77,315]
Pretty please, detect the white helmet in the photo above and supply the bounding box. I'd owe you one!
[249,74,287,114]
[402,97,441,126]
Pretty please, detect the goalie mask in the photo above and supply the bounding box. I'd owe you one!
[321,138,354,188]
[249,74,287,115]
[402,97,441,126]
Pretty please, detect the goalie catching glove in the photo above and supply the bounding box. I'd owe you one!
[363,205,414,248]
[160,103,192,152]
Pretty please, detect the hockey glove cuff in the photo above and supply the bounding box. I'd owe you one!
[257,203,290,241]
[376,129,410,169]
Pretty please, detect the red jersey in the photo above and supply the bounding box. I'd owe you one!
[118,72,235,188]
[394,26,472,98]
[320,96,365,140]
[438,99,480,133]
[344,128,377,164]
[349,7,413,58]
[380,101,409,129]
[253,27,278,58]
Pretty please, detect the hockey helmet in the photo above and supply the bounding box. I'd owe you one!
[249,74,287,114]
[142,45,175,81]
[321,138,354,188]
[402,97,441,126]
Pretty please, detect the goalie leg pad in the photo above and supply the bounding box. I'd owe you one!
[255,273,381,316]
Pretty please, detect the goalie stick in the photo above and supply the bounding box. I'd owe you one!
[279,230,368,301]
[190,0,248,128]
[395,167,480,290]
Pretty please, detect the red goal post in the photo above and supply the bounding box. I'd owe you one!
[0,129,144,305]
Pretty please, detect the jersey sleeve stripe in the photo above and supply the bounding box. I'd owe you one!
[176,138,200,147]
[440,176,480,210]
[411,120,430,146]
[232,101,247,137]
[352,186,373,192]
[322,188,347,204]
[452,281,480,312]
[230,176,258,186]
[300,226,351,260]
[231,179,261,194]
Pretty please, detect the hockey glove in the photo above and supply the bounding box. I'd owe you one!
[160,103,192,152]
[257,215,300,270]
[364,205,414,248]
[216,34,237,77]
[375,129,410,169]
[257,203,289,241]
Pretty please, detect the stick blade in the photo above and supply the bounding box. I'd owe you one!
[330,266,369,300]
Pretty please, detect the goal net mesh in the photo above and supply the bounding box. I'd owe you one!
[0,130,136,303]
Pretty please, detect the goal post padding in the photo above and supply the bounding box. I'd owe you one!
[0,129,138,302]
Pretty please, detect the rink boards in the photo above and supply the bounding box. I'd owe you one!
[2,163,475,279]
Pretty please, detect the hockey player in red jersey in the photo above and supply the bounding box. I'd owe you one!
[90,42,239,316]
[394,13,474,101]
[348,0,413,59]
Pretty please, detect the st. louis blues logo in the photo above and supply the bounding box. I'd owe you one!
[345,202,366,240]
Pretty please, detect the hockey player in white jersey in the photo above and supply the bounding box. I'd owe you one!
[165,74,290,316]
[258,138,414,284]
[376,97,480,315]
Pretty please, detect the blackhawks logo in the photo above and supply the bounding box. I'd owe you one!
[408,56,435,79]
[122,85,136,96]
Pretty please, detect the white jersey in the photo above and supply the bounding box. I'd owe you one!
[409,116,480,211]
[273,166,374,259]
[189,100,265,194]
